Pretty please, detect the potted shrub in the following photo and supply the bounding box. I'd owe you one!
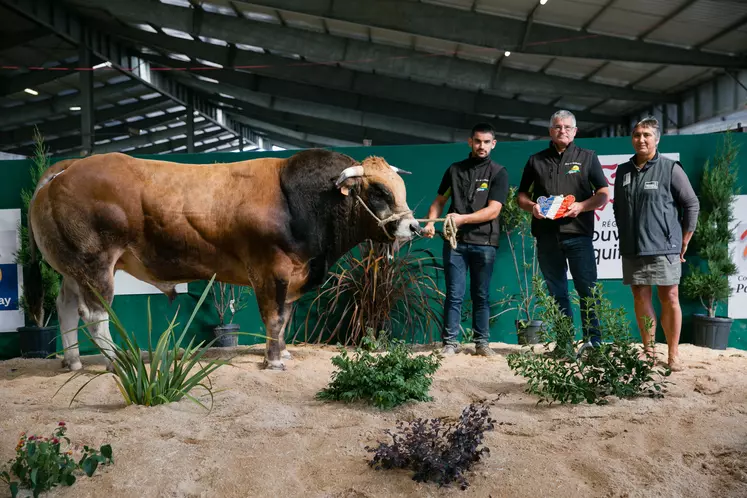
[14,129,62,358]
[209,281,251,347]
[681,132,741,349]
[499,187,542,344]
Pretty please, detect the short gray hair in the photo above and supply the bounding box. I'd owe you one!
[634,116,660,138]
[550,110,577,128]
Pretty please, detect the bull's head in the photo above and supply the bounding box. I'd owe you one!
[334,157,421,245]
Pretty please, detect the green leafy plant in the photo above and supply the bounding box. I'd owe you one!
[15,128,62,327]
[210,281,252,325]
[458,327,474,345]
[682,132,741,317]
[316,340,441,410]
[499,186,539,328]
[0,422,112,498]
[506,281,670,405]
[56,275,232,410]
[366,403,495,490]
[360,327,390,352]
[525,274,577,360]
[297,240,444,346]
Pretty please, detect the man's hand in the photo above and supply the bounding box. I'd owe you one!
[423,222,436,238]
[532,203,545,220]
[680,243,688,262]
[563,202,584,218]
[446,213,467,228]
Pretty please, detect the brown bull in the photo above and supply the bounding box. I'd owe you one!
[26,149,420,371]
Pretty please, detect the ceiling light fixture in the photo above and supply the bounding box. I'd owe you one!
[70,106,81,111]
[93,61,112,70]
[504,51,511,57]
[24,88,39,96]
[540,0,548,5]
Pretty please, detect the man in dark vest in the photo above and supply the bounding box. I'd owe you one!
[613,117,699,371]
[423,123,509,356]
[517,110,609,349]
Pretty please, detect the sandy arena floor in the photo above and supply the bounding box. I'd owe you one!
[1,342,746,498]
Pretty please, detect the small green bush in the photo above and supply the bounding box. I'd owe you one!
[507,282,670,405]
[1,422,111,498]
[316,340,441,410]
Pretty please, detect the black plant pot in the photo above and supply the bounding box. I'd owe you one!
[213,323,240,348]
[17,325,58,359]
[692,314,733,350]
[516,320,543,345]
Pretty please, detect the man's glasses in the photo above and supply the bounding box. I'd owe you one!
[550,125,576,131]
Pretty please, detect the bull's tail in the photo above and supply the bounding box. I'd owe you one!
[23,208,46,327]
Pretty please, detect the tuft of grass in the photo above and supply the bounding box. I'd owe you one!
[295,240,444,346]
[56,275,234,411]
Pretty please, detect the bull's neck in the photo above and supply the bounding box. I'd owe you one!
[327,199,369,261]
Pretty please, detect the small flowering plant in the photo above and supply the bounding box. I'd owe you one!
[0,422,113,498]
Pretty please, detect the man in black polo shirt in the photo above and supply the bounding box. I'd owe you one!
[517,110,609,348]
[423,123,509,357]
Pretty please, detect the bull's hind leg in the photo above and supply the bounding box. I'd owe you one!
[58,277,83,371]
[280,311,293,360]
[257,278,290,371]
[77,267,117,372]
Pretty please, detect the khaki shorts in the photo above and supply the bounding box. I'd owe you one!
[622,255,681,286]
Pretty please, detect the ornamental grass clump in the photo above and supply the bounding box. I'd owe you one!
[298,240,444,346]
[316,340,441,410]
[506,281,670,405]
[1,422,112,498]
[57,275,231,410]
[366,403,495,490]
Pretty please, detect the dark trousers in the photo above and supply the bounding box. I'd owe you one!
[442,241,497,346]
[536,234,601,344]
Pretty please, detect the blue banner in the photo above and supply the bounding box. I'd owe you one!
[0,264,19,311]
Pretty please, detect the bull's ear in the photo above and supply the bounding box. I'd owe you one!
[337,177,362,197]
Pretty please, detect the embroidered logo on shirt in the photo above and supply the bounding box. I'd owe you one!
[566,165,581,175]
[644,181,659,190]
[475,180,489,192]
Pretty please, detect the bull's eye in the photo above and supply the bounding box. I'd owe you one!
[368,182,393,214]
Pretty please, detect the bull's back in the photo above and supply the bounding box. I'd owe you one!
[31,152,290,283]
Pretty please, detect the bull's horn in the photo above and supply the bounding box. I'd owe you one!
[334,165,365,187]
[390,165,412,175]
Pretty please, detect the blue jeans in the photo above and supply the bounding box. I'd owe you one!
[536,234,601,344]
[442,242,497,346]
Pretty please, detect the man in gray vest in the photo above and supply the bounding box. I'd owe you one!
[613,117,699,371]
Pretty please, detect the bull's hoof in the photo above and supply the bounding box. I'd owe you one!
[262,359,286,371]
[62,359,83,371]
[281,350,293,360]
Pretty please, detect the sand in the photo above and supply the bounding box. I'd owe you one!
[1,342,746,498]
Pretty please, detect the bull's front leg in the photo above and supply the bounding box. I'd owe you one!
[257,278,289,371]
